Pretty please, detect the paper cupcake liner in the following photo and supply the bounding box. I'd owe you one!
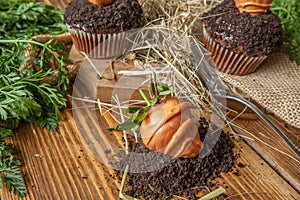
[67,25,130,59]
[203,27,267,75]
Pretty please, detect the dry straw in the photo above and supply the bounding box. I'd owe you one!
[139,0,222,38]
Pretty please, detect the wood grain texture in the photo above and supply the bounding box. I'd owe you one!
[1,109,120,200]
[42,0,70,10]
[1,108,299,199]
[231,116,300,192]
[0,0,298,199]
[227,95,300,192]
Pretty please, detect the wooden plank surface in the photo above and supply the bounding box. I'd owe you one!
[42,0,69,10]
[226,99,300,192]
[0,106,299,199]
[0,0,299,199]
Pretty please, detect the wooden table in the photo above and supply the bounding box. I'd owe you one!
[0,0,299,199]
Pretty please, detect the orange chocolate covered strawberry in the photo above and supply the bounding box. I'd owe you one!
[88,0,113,6]
[234,0,272,16]
[140,97,202,158]
[107,80,203,158]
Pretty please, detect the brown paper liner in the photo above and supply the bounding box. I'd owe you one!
[67,25,130,59]
[203,27,267,75]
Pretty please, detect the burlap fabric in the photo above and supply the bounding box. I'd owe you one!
[218,52,300,129]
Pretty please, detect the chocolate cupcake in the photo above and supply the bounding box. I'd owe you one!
[202,0,283,75]
[64,0,143,58]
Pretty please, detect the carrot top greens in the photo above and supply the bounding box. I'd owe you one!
[0,0,70,197]
[272,0,300,65]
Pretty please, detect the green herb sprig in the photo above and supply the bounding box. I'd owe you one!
[0,0,66,40]
[0,39,69,130]
[0,127,26,197]
[0,0,70,196]
[271,0,300,65]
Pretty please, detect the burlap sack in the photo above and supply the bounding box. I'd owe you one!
[219,52,300,129]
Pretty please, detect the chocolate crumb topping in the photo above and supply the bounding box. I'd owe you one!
[64,0,143,33]
[202,0,283,56]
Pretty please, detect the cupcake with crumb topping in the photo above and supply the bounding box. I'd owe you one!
[64,0,143,58]
[201,0,283,75]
